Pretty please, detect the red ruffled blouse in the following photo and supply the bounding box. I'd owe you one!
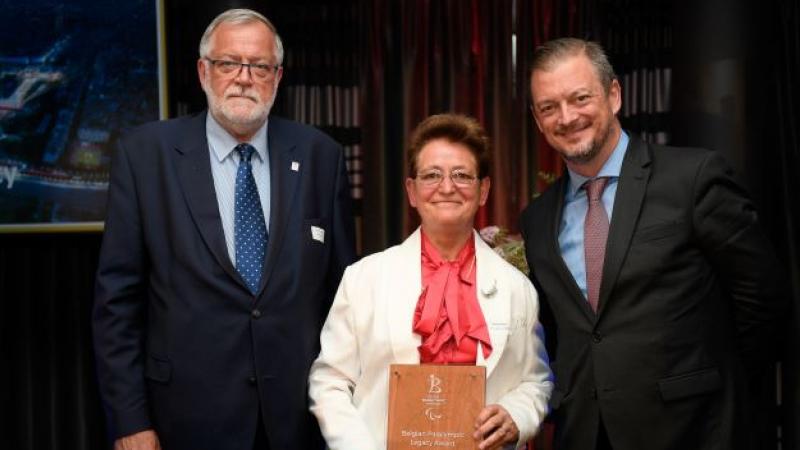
[412,232,492,364]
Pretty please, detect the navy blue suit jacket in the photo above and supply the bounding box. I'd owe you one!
[93,112,356,450]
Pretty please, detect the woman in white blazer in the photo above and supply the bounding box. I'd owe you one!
[309,114,553,450]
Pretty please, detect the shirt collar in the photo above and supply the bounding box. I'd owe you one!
[566,130,629,198]
[206,112,269,162]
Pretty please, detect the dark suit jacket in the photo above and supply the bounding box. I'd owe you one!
[93,112,356,450]
[520,138,783,450]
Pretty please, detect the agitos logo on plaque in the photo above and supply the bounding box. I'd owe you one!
[387,364,486,450]
[423,374,445,421]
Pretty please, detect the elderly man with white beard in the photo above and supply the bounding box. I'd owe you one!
[93,8,355,450]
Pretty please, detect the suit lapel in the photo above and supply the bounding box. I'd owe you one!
[474,233,509,378]
[547,177,596,321]
[386,229,423,363]
[257,118,303,296]
[597,139,651,315]
[174,112,240,283]
[383,230,514,371]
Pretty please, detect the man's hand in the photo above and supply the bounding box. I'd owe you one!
[114,429,161,450]
[473,404,519,450]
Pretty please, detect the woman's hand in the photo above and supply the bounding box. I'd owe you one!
[473,404,519,449]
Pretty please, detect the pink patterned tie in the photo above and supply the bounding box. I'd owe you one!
[584,177,609,312]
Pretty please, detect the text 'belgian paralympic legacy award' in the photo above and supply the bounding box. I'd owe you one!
[387,364,486,450]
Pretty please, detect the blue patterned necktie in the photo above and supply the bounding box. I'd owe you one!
[234,143,268,294]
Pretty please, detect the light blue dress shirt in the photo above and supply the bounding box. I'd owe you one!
[206,113,271,265]
[558,131,629,300]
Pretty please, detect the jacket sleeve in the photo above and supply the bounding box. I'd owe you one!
[691,150,785,378]
[309,265,381,450]
[92,137,152,438]
[495,276,554,447]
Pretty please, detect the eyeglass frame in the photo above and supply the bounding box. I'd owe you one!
[414,169,481,187]
[204,57,281,80]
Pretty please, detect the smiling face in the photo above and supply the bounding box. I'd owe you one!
[530,53,622,176]
[405,139,490,236]
[197,20,283,140]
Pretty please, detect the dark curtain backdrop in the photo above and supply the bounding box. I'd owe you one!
[745,0,800,448]
[2,1,798,449]
[362,0,544,245]
[2,233,106,450]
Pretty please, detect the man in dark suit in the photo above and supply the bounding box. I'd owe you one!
[93,9,355,450]
[520,38,783,450]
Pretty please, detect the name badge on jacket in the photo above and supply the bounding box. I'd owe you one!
[311,226,325,243]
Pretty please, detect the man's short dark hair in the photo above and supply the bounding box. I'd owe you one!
[530,38,617,92]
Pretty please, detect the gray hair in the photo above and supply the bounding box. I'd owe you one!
[530,38,616,92]
[198,8,284,65]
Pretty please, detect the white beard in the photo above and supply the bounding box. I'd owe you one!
[203,77,276,136]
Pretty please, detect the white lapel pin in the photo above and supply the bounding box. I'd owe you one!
[311,226,325,243]
[291,161,300,172]
[481,280,497,297]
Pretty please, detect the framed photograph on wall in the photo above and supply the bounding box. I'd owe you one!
[0,0,166,232]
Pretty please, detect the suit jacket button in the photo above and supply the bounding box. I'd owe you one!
[248,376,257,385]
[251,309,261,319]
[592,332,602,343]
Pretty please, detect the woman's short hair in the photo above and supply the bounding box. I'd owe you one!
[407,114,491,179]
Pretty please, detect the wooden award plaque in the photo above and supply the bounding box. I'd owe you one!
[387,364,486,450]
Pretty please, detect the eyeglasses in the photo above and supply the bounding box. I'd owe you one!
[205,58,280,81]
[415,169,479,187]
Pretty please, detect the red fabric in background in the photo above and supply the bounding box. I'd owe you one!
[399,0,521,235]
